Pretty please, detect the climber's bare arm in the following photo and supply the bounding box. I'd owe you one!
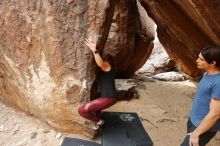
[84,39,111,72]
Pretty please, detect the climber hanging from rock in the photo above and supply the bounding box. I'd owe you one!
[78,39,118,134]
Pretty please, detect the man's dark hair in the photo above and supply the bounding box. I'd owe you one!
[201,45,220,68]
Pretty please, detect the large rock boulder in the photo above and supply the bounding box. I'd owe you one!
[0,0,154,134]
[140,0,220,77]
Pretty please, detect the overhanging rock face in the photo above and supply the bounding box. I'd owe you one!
[0,0,154,134]
[141,0,220,77]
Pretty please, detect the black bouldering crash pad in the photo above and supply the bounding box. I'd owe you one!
[61,112,153,146]
[61,137,101,146]
[102,112,153,146]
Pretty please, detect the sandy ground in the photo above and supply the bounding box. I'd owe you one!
[0,80,220,146]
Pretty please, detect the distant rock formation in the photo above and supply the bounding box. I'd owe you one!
[140,0,220,77]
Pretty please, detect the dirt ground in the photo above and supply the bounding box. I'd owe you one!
[0,80,220,146]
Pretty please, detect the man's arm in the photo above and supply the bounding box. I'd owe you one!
[189,98,220,146]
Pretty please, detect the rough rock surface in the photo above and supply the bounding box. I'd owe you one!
[0,0,154,134]
[140,0,220,77]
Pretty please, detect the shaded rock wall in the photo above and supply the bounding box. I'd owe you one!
[110,0,155,77]
[141,0,220,76]
[0,0,154,134]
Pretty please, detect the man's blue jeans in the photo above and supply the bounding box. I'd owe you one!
[180,119,217,146]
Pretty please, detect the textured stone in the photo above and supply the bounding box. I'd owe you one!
[0,0,110,134]
[111,0,155,77]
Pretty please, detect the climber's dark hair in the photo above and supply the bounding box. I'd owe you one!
[103,53,114,65]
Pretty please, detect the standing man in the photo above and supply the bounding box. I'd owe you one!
[181,46,220,146]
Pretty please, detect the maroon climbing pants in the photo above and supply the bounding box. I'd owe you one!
[78,97,117,122]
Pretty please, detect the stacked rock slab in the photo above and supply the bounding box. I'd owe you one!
[140,0,220,77]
